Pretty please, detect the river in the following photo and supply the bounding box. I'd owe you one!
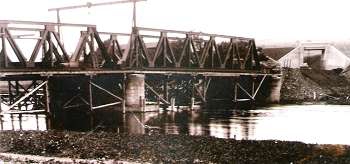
[1,104,350,145]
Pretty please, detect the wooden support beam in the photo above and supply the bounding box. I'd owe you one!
[194,84,206,103]
[1,109,45,114]
[234,80,238,102]
[64,104,87,109]
[145,82,170,105]
[89,76,93,111]
[35,114,39,130]
[63,94,80,107]
[237,83,254,100]
[252,74,267,98]
[122,73,126,113]
[8,81,47,109]
[19,114,22,130]
[90,81,123,100]
[163,75,169,102]
[92,102,121,110]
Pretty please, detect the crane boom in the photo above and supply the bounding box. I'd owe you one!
[48,0,146,11]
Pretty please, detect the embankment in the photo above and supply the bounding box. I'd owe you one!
[280,68,350,104]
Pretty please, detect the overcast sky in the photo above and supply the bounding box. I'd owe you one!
[1,0,350,43]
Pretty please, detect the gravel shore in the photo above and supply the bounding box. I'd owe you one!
[281,68,350,104]
[1,131,350,163]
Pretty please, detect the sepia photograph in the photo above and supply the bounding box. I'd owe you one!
[1,0,350,163]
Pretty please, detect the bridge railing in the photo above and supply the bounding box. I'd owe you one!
[0,20,263,72]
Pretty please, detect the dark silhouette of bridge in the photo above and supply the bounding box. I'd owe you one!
[0,20,281,129]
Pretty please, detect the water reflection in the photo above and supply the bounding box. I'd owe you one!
[0,114,47,131]
[2,104,350,145]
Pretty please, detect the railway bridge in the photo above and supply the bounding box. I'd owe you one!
[0,20,281,129]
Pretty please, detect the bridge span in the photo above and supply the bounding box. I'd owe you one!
[0,20,281,129]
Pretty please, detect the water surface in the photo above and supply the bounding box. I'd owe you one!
[1,104,350,145]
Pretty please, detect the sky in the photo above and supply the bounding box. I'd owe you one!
[1,0,350,45]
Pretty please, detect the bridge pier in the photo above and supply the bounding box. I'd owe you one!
[266,75,282,103]
[125,74,145,111]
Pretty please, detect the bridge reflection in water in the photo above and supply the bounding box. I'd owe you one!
[2,105,350,145]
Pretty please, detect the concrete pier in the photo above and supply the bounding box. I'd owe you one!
[266,75,282,103]
[125,74,145,111]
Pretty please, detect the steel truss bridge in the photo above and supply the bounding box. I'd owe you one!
[0,20,280,130]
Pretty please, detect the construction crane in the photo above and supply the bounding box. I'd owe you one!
[48,0,146,39]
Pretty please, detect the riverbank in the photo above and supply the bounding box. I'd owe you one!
[280,68,350,105]
[0,131,350,163]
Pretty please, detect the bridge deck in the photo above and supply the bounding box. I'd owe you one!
[0,68,280,77]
